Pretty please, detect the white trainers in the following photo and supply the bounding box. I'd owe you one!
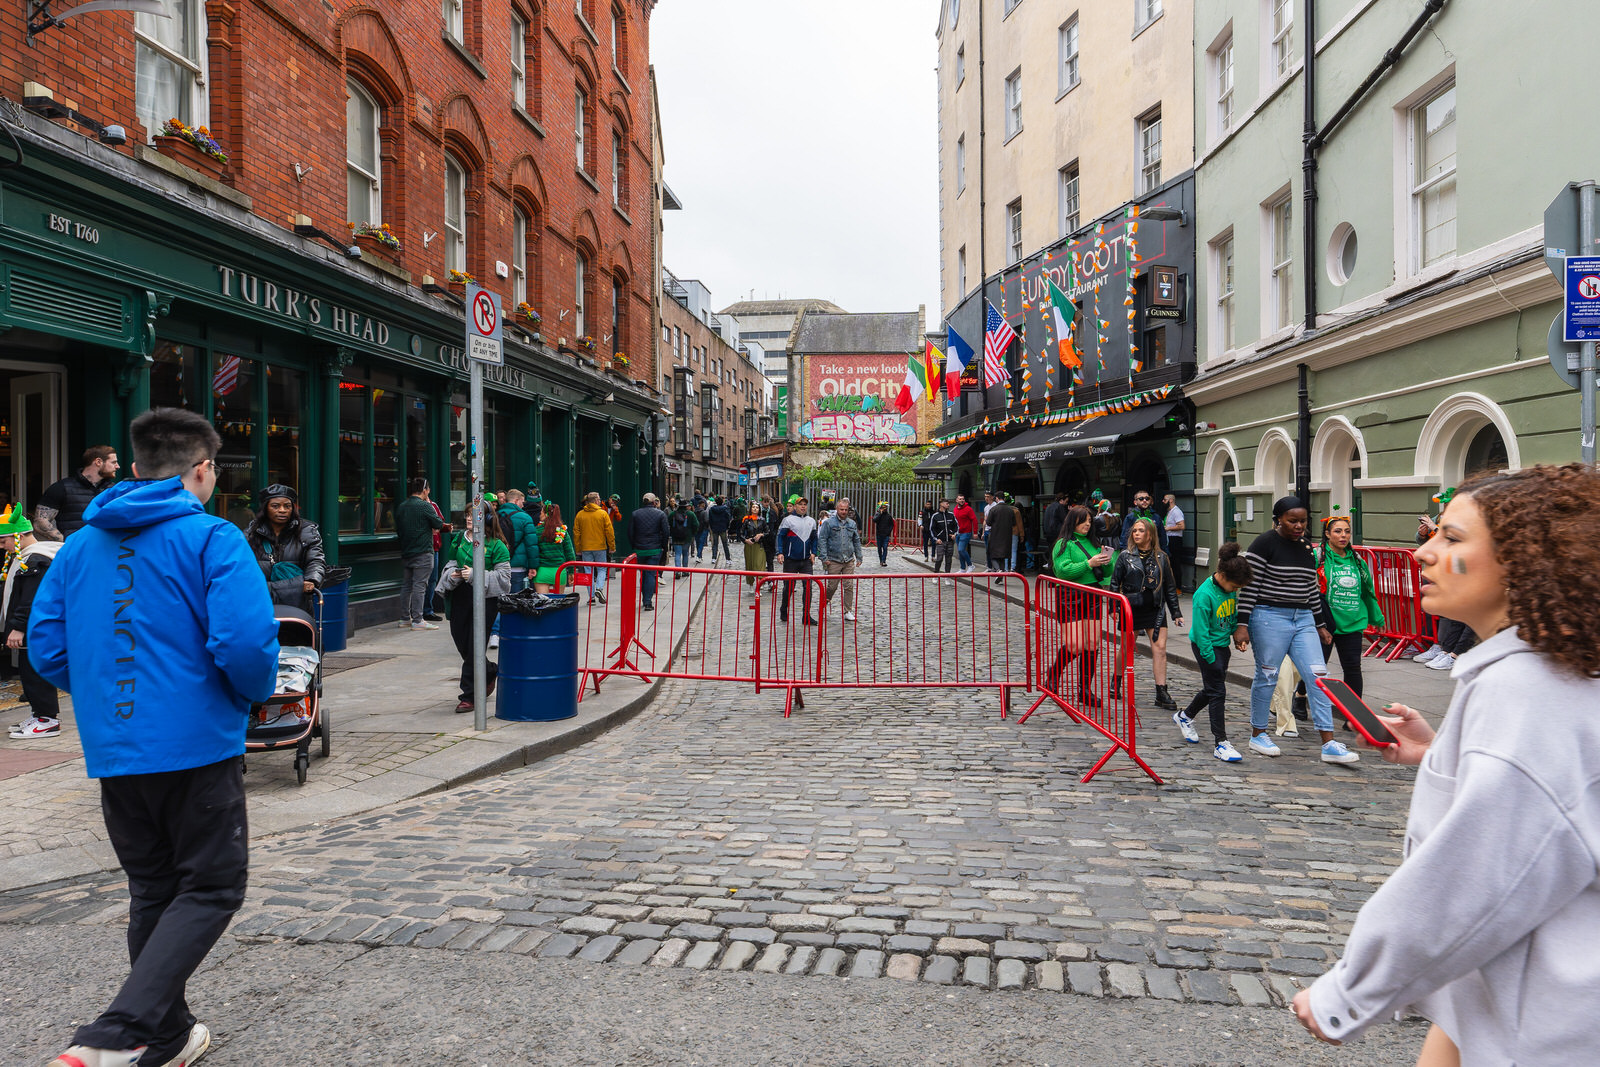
[1214,740,1243,762]
[1248,733,1281,757]
[488,634,500,649]
[844,611,856,622]
[1412,645,1444,664]
[1172,711,1199,744]
[1426,652,1455,670]
[48,1047,146,1067]
[9,716,60,739]
[1280,723,1299,738]
[398,619,414,629]
[410,621,439,631]
[156,1022,211,1067]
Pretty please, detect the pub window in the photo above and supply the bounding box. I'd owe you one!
[373,387,399,532]
[149,342,198,411]
[338,381,368,534]
[265,365,304,500]
[407,397,430,484]
[210,354,259,529]
[491,403,511,492]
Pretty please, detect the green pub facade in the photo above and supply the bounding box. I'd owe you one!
[0,114,657,627]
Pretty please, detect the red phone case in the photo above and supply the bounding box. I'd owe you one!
[1313,677,1396,747]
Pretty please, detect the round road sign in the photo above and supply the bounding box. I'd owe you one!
[471,291,498,336]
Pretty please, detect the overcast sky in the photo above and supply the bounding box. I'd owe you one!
[650,0,941,324]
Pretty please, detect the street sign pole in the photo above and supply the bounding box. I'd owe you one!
[1580,181,1596,464]
[464,283,504,731]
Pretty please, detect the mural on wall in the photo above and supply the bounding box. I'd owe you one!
[799,354,920,443]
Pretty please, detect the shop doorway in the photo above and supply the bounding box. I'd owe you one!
[6,369,65,513]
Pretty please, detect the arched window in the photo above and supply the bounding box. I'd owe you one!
[444,153,467,273]
[611,128,624,206]
[611,273,624,356]
[575,84,591,173]
[346,80,382,225]
[512,206,529,305]
[610,3,627,77]
[575,250,588,337]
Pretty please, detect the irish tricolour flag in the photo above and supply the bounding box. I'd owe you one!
[893,347,929,414]
[1047,277,1081,369]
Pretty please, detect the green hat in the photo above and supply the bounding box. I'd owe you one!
[787,494,801,505]
[0,504,32,536]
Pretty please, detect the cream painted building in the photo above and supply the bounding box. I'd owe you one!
[936,0,1196,315]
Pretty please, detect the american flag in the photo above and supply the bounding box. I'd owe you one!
[983,301,1015,388]
[212,354,243,397]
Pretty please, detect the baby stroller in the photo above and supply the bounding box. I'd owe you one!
[245,592,327,785]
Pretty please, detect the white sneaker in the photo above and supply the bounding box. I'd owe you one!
[943,579,955,586]
[1412,645,1444,664]
[1248,733,1281,757]
[9,716,60,739]
[411,621,439,631]
[1172,712,1199,744]
[1426,652,1455,671]
[488,634,501,649]
[398,619,414,629]
[47,1047,146,1067]
[1280,724,1299,738]
[844,611,856,622]
[155,1022,211,1067]
[1214,740,1243,763]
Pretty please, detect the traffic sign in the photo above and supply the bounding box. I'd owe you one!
[1548,313,1582,389]
[464,283,503,365]
[1564,255,1600,342]
[1545,186,1581,277]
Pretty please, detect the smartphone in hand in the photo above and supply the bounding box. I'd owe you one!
[1314,677,1398,746]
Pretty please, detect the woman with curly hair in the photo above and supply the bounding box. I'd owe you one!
[1293,464,1600,1065]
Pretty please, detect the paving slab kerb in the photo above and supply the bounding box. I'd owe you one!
[0,555,1451,1040]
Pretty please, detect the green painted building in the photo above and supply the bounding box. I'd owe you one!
[0,112,657,627]
[1187,0,1587,561]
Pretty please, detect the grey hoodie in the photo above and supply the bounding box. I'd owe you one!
[1307,628,1600,1064]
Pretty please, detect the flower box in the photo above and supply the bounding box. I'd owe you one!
[152,134,227,181]
[353,233,401,265]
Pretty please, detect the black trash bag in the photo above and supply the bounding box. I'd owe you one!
[498,589,581,616]
[323,566,354,585]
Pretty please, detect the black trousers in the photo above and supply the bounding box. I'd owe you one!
[449,585,499,701]
[779,557,814,620]
[20,652,59,718]
[76,757,248,1062]
[1436,617,1477,656]
[932,540,955,572]
[709,531,731,561]
[1181,643,1232,743]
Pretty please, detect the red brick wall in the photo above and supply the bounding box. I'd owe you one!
[3,0,656,382]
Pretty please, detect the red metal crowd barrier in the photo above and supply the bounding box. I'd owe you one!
[892,517,925,549]
[1020,575,1161,784]
[1354,546,1436,661]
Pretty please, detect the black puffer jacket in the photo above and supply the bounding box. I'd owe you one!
[246,516,328,609]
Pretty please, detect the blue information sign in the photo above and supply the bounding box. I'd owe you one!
[1564,256,1600,342]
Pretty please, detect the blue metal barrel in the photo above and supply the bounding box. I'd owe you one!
[496,594,579,721]
[317,578,350,653]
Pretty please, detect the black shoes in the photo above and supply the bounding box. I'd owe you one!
[1154,685,1178,711]
[1292,694,1310,721]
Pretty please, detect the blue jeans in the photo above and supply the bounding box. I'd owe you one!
[636,551,662,606]
[694,528,709,557]
[1247,606,1333,732]
[956,533,973,570]
[581,550,607,598]
[673,542,692,568]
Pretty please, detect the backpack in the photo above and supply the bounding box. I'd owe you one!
[671,510,693,540]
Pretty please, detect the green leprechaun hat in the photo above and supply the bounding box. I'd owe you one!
[0,504,33,535]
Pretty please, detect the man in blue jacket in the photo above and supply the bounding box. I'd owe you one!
[31,408,279,1067]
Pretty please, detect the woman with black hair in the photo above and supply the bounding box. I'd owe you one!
[244,484,326,610]
[439,506,511,712]
[1233,496,1359,764]
[1110,517,1183,710]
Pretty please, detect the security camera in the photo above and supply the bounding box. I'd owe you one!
[346,245,363,259]
[97,125,126,146]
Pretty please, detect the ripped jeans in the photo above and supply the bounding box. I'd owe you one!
[1247,605,1332,733]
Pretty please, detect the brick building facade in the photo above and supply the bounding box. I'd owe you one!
[0,0,660,625]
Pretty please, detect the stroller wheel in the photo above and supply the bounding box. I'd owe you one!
[295,753,309,785]
[319,707,331,758]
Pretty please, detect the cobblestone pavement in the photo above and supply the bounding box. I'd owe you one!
[0,604,1412,1012]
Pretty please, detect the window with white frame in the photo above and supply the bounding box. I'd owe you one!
[955,45,965,87]
[612,276,623,353]
[1006,199,1023,266]
[135,1,205,139]
[575,251,588,337]
[956,135,966,194]
[442,0,463,43]
[1269,0,1293,79]
[958,246,967,295]
[1004,69,1022,138]
[1058,16,1080,94]
[1059,163,1080,236]
[948,0,959,29]
[610,5,621,69]
[1410,82,1457,271]
[575,87,588,171]
[444,154,467,273]
[346,81,381,226]
[1212,33,1234,138]
[1004,0,1021,13]
[612,130,623,204]
[1135,0,1163,31]
[511,13,527,108]
[1138,109,1162,193]
[512,206,529,306]
[1267,193,1293,332]
[1211,231,1236,355]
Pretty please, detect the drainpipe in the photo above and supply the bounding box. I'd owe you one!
[1295,0,1447,505]
[976,0,988,413]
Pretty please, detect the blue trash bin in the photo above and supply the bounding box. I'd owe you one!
[317,575,351,653]
[496,593,580,721]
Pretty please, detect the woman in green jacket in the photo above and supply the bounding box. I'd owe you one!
[1312,513,1384,697]
[532,502,578,592]
[439,507,512,712]
[1044,505,1116,704]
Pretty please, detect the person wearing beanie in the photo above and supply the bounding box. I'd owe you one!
[2,505,64,738]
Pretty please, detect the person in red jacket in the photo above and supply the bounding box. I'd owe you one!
[952,494,979,574]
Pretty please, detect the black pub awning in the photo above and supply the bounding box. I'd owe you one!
[913,439,983,476]
[978,402,1177,466]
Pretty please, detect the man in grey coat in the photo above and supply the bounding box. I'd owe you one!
[817,496,863,622]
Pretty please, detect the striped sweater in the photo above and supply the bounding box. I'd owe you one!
[1235,530,1331,629]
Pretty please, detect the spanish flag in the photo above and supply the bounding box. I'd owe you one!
[923,340,944,401]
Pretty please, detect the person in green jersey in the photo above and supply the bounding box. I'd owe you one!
[1173,543,1255,761]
